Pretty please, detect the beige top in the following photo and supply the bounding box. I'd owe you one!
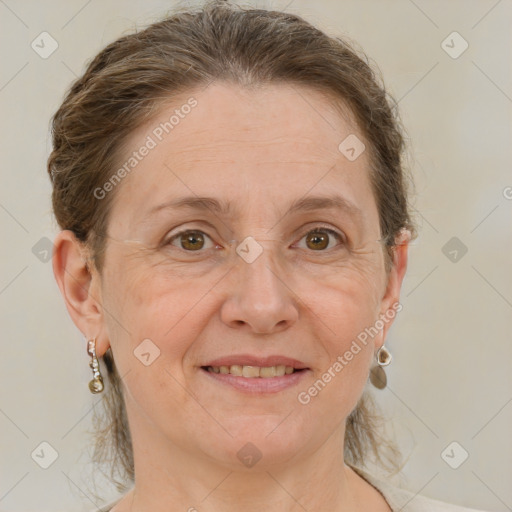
[98,466,488,511]
[350,466,487,511]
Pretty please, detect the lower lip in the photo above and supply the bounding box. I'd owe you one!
[200,367,310,393]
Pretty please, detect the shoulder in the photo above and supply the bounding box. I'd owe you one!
[93,469,490,512]
[350,465,489,512]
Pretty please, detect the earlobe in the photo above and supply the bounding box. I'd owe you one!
[52,230,109,356]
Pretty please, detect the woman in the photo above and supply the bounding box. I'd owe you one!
[48,1,486,510]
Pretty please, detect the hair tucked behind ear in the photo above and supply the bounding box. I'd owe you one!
[48,0,415,493]
[90,349,134,492]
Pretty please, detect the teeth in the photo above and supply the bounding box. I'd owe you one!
[206,364,299,377]
[260,366,276,378]
[242,365,260,378]
[230,365,243,376]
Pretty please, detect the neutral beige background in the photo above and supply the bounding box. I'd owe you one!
[0,0,511,510]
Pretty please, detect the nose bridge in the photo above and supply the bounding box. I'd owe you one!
[221,237,299,333]
[239,241,283,293]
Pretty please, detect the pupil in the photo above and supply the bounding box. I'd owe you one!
[307,231,328,250]
[182,232,204,250]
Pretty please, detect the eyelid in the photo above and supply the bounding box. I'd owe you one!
[165,228,216,249]
[162,220,219,243]
[164,223,347,251]
[293,224,346,248]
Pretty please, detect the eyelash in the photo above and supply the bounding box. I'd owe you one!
[164,225,346,253]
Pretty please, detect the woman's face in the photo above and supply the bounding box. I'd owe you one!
[93,82,407,469]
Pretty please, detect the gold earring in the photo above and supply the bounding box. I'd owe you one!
[369,345,392,390]
[87,338,104,394]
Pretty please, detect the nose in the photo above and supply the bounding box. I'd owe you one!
[220,246,299,334]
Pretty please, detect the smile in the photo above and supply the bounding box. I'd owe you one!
[204,364,299,377]
[200,365,309,393]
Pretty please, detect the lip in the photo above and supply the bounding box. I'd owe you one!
[202,354,309,369]
[200,366,311,394]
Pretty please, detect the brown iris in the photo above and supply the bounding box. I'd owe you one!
[180,231,205,250]
[306,230,329,250]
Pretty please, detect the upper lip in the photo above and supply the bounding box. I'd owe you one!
[202,354,309,369]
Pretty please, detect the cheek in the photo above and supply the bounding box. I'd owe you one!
[100,269,203,418]
[297,268,382,392]
[304,261,385,336]
[102,262,217,366]
[314,288,377,381]
[299,288,376,420]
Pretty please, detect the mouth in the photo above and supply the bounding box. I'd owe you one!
[199,358,310,394]
[201,364,306,377]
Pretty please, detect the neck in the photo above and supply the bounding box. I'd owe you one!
[120,412,360,512]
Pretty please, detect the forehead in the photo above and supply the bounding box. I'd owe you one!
[154,82,361,158]
[109,82,375,228]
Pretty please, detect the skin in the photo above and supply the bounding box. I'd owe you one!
[53,82,409,511]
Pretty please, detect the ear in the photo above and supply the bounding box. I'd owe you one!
[375,229,410,349]
[52,230,110,357]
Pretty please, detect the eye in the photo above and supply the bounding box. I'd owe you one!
[295,227,345,251]
[167,230,215,251]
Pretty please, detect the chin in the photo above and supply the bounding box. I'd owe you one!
[202,416,313,470]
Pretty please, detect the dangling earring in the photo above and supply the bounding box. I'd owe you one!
[369,345,392,390]
[87,338,104,394]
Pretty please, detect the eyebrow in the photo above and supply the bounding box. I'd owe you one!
[143,194,362,221]
[142,195,362,218]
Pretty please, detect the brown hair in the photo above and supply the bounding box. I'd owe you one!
[48,0,415,493]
